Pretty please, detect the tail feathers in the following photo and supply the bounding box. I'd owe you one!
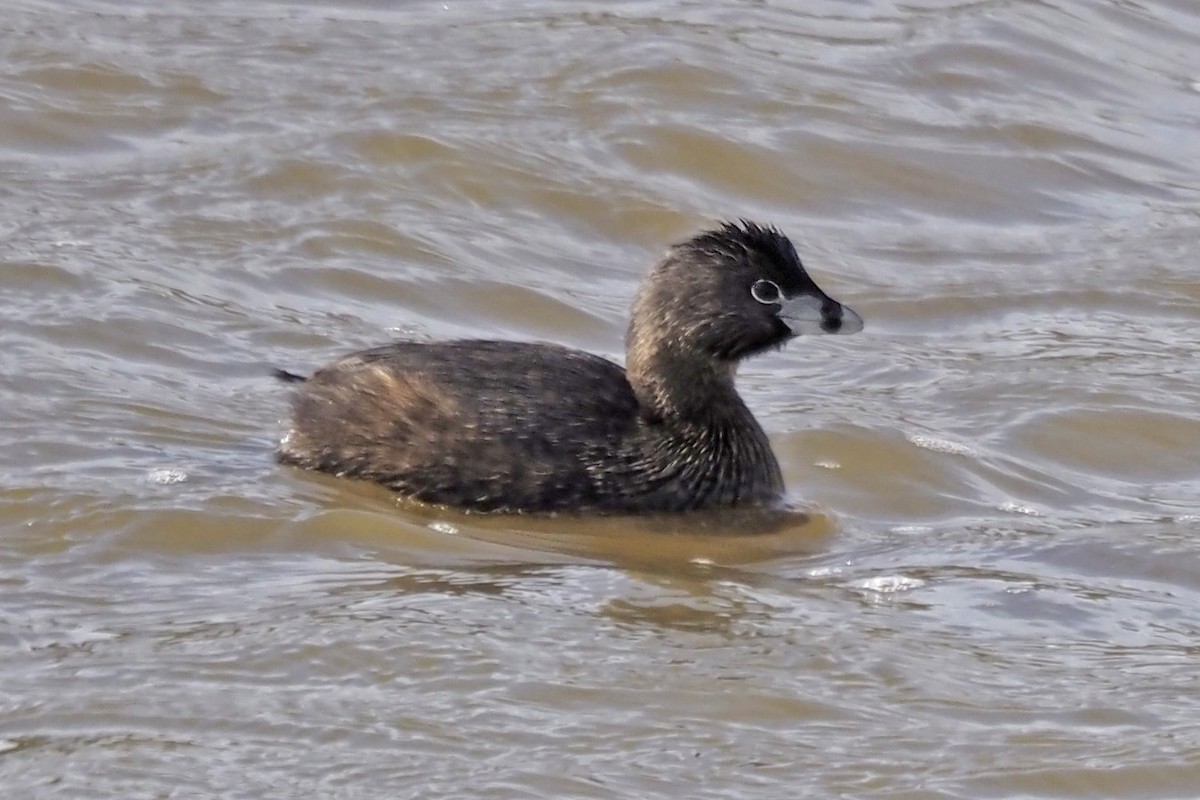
[273,368,308,384]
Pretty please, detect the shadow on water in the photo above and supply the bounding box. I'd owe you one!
[251,469,842,637]
[276,467,837,573]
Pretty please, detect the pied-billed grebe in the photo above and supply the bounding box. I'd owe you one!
[276,221,862,513]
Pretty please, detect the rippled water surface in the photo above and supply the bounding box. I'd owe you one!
[3,0,1199,797]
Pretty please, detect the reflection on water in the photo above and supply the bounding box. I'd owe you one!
[3,0,1200,797]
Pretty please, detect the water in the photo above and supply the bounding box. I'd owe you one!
[2,0,1199,797]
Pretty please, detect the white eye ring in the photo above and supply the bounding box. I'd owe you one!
[750,279,782,305]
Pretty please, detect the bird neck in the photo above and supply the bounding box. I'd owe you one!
[626,341,783,504]
[625,338,743,425]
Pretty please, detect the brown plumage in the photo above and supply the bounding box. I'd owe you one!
[277,221,862,513]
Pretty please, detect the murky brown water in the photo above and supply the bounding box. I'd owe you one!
[3,0,1199,797]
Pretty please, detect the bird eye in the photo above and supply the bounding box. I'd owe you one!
[750,279,782,305]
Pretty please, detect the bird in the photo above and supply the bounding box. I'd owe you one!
[276,220,862,514]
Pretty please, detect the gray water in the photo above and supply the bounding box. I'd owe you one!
[2,1,1200,797]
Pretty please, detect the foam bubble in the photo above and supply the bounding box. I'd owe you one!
[147,468,188,485]
[907,434,979,457]
[890,525,933,535]
[859,575,926,594]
